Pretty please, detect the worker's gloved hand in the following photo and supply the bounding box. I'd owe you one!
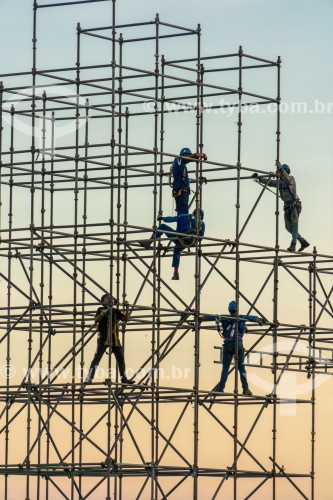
[203,154,207,161]
[157,216,163,221]
[200,176,207,185]
[257,317,266,326]
[252,173,258,179]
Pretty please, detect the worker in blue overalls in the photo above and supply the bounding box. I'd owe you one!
[201,301,264,395]
[171,147,207,234]
[139,208,205,280]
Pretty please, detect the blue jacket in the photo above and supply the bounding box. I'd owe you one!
[162,214,205,238]
[172,157,190,194]
[204,314,258,343]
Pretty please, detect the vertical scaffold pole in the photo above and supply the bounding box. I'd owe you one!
[46,110,55,500]
[78,97,90,495]
[272,53,282,500]
[5,104,15,500]
[114,30,123,500]
[107,1,117,498]
[26,2,38,497]
[119,106,130,500]
[310,247,317,499]
[69,21,82,500]
[233,44,243,499]
[154,12,164,500]
[150,13,160,499]
[0,82,5,500]
[37,90,47,500]
[193,22,202,499]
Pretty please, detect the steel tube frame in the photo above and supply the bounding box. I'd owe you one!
[0,2,332,499]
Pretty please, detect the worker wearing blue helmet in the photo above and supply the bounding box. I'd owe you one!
[252,161,310,252]
[201,301,265,395]
[171,147,207,234]
[139,208,205,280]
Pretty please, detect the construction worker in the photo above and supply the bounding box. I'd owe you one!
[200,301,264,395]
[252,161,310,252]
[171,147,207,234]
[85,293,134,384]
[139,208,206,280]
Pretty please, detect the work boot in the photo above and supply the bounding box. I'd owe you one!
[121,376,135,385]
[287,244,296,252]
[138,239,152,249]
[298,241,310,252]
[172,272,180,280]
[243,388,253,396]
[211,383,224,393]
[84,368,94,384]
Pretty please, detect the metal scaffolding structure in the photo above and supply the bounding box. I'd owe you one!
[0,1,333,498]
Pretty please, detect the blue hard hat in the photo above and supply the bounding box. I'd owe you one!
[180,147,191,156]
[228,300,237,312]
[192,208,204,219]
[281,164,290,170]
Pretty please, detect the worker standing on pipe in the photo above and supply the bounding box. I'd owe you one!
[201,301,265,395]
[252,161,310,252]
[85,294,134,385]
[139,208,206,280]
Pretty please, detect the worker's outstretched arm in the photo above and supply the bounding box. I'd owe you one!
[161,215,178,223]
[240,314,258,322]
[253,172,277,188]
[240,314,266,325]
[186,152,207,162]
[200,314,216,321]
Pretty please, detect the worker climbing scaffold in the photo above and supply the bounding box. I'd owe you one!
[252,161,310,252]
[139,208,206,280]
[170,147,207,233]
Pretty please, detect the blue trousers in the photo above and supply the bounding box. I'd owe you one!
[284,205,306,246]
[175,191,190,233]
[218,342,248,391]
[156,224,182,268]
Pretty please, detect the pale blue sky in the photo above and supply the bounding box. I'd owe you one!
[1,0,332,252]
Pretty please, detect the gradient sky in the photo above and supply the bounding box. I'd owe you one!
[0,1,332,499]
